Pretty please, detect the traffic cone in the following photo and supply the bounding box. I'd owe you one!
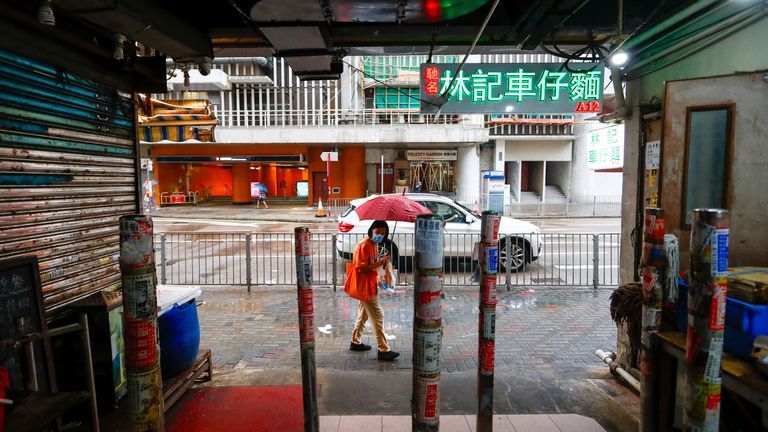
[315,198,327,218]
[473,200,479,214]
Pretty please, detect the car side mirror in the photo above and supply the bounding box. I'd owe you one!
[466,216,475,224]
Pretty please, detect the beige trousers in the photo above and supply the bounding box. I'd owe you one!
[351,296,390,352]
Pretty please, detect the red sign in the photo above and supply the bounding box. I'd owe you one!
[575,101,601,112]
[424,384,438,417]
[301,315,315,344]
[125,320,157,368]
[299,288,314,315]
[481,340,495,374]
[424,66,439,96]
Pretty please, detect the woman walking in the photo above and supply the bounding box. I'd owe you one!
[344,220,400,361]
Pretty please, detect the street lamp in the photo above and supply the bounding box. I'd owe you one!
[610,51,629,66]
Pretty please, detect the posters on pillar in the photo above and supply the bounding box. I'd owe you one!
[587,125,624,171]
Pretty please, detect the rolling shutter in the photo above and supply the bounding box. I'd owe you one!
[0,49,138,314]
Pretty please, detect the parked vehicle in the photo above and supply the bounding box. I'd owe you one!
[336,193,542,272]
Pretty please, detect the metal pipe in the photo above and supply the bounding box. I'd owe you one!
[477,211,500,432]
[245,234,252,293]
[79,314,100,432]
[412,215,444,432]
[595,350,640,392]
[295,227,319,432]
[685,209,729,431]
[621,0,721,50]
[119,215,164,432]
[640,207,665,432]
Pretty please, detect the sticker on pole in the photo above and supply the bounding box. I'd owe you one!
[120,218,153,268]
[416,275,442,321]
[127,368,162,428]
[123,273,157,320]
[416,218,444,269]
[296,256,312,287]
[480,339,495,376]
[711,228,729,276]
[481,308,496,340]
[481,276,497,306]
[414,375,440,425]
[483,245,498,275]
[301,315,315,344]
[296,231,311,257]
[414,327,442,374]
[125,319,158,368]
[299,288,314,315]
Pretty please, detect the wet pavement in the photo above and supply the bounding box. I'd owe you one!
[192,285,639,431]
[197,286,616,371]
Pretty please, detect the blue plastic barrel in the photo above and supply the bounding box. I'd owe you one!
[159,299,201,378]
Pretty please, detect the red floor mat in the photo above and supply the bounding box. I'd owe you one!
[166,386,305,432]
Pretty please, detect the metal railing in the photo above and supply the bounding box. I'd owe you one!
[160,192,199,206]
[486,114,574,136]
[455,195,622,217]
[211,107,481,128]
[155,232,620,290]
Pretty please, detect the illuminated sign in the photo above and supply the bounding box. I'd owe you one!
[420,63,604,114]
[587,125,624,171]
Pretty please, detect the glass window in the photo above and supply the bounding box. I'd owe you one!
[683,107,732,225]
[422,201,467,223]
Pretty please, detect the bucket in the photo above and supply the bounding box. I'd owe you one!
[159,300,200,378]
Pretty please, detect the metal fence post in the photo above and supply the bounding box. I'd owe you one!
[477,212,500,432]
[592,195,597,216]
[640,207,665,432]
[160,233,167,285]
[295,227,319,432]
[592,234,599,290]
[685,209,729,431]
[245,234,252,292]
[505,234,511,291]
[331,234,338,291]
[413,215,444,432]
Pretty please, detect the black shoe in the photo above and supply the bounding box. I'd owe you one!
[377,350,400,361]
[350,342,372,352]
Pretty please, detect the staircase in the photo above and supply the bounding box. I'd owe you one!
[544,186,567,203]
[519,191,540,203]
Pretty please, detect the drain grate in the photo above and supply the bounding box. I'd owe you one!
[530,277,564,284]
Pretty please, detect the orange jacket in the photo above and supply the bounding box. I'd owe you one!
[344,238,378,302]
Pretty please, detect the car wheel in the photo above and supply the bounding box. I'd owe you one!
[499,238,529,273]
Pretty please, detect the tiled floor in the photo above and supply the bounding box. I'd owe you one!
[320,415,606,432]
[196,285,616,372]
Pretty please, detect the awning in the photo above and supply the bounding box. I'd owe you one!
[137,96,217,142]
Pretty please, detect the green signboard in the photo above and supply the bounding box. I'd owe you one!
[419,63,604,114]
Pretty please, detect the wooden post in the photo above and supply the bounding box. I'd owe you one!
[412,215,444,432]
[640,207,665,431]
[119,215,164,432]
[477,211,500,432]
[295,227,319,432]
[684,209,729,431]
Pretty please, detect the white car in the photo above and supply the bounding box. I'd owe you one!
[336,193,542,272]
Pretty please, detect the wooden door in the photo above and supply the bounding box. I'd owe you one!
[520,162,530,191]
[312,171,327,202]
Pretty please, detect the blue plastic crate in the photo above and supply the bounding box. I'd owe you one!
[676,280,768,360]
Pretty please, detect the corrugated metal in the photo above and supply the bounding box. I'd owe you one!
[0,49,138,314]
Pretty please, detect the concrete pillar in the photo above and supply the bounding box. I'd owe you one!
[231,164,252,205]
[494,140,505,171]
[456,146,480,202]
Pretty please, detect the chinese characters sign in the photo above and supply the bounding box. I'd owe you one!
[420,63,604,114]
[587,125,624,171]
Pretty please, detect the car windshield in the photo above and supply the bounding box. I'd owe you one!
[456,202,480,219]
[341,205,356,217]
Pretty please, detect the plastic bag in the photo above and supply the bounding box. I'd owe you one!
[377,260,396,293]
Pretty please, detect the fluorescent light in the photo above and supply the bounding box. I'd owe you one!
[505,105,514,112]
[610,51,629,66]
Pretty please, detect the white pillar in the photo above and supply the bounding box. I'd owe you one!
[456,145,481,203]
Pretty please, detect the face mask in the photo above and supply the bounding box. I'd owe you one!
[371,234,384,244]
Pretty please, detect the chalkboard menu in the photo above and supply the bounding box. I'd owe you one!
[0,256,53,391]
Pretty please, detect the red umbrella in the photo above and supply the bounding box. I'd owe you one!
[354,195,431,223]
